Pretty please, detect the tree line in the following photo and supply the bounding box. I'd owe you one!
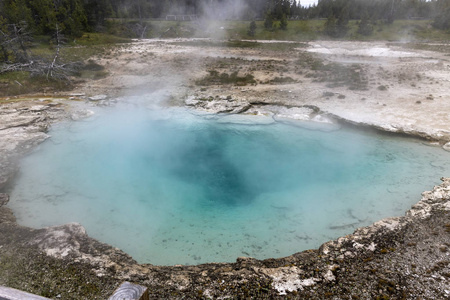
[1,0,449,64]
[1,0,450,37]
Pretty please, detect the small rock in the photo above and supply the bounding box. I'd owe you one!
[439,245,448,252]
[236,256,259,268]
[443,142,450,152]
[323,269,336,282]
[0,206,16,223]
[71,110,94,121]
[29,105,49,112]
[185,97,200,106]
[0,193,10,206]
[344,251,355,257]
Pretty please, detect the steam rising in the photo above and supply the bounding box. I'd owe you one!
[200,0,249,20]
[8,100,450,265]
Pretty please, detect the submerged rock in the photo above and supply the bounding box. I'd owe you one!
[216,114,275,125]
[443,142,450,152]
[70,109,95,121]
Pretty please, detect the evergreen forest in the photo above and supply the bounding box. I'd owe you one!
[1,0,450,38]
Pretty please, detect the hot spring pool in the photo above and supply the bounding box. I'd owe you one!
[8,102,450,265]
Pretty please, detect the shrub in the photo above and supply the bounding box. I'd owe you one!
[358,12,374,36]
[280,14,288,31]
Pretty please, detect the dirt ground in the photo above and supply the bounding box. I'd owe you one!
[0,39,450,299]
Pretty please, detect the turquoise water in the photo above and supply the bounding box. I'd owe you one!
[8,101,450,265]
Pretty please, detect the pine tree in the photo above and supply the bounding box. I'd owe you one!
[324,13,337,37]
[336,5,349,37]
[358,11,373,36]
[0,16,12,62]
[264,11,273,29]
[280,13,288,30]
[247,20,257,36]
[3,0,34,28]
[432,0,450,30]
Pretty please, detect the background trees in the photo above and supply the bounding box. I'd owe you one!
[1,0,448,34]
[432,0,450,30]
[0,0,449,44]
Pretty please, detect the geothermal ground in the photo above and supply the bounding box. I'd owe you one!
[77,39,450,142]
[0,40,449,299]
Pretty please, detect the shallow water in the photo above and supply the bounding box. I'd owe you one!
[8,100,450,265]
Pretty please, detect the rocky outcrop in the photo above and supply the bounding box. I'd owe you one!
[0,98,93,189]
[0,103,51,189]
[185,93,450,145]
[185,96,342,131]
[326,112,450,146]
[25,222,144,279]
[185,95,252,114]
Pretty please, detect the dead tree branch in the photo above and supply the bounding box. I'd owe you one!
[47,23,62,80]
[1,22,80,82]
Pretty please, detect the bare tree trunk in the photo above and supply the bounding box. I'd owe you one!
[47,24,61,79]
[140,25,147,38]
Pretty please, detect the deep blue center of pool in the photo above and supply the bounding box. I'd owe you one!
[8,102,450,265]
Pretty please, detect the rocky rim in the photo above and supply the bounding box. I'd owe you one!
[0,40,449,299]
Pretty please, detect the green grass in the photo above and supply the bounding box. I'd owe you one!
[75,32,131,45]
[0,71,74,96]
[110,18,450,42]
[169,39,308,52]
[29,32,130,61]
